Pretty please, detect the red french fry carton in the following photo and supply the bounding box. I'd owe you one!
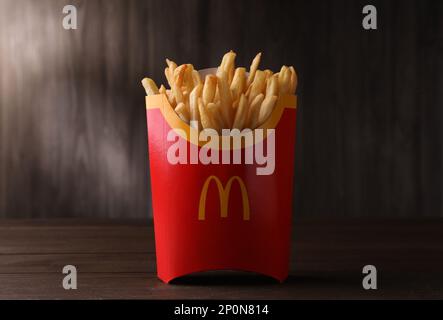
[145,80,297,283]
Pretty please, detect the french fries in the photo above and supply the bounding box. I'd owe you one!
[258,95,278,127]
[216,70,233,128]
[247,52,262,87]
[247,94,265,130]
[248,70,267,104]
[175,102,190,123]
[230,67,246,102]
[141,78,159,96]
[233,94,248,130]
[202,75,217,106]
[198,98,213,130]
[142,51,298,131]
[189,84,202,129]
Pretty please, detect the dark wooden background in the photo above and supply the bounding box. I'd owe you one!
[0,0,442,219]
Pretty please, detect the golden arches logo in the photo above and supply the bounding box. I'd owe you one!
[198,176,250,221]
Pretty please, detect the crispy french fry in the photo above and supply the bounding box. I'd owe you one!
[245,85,252,98]
[165,89,176,108]
[165,59,177,86]
[266,74,279,97]
[198,98,214,130]
[189,84,203,129]
[203,75,217,105]
[247,52,262,87]
[182,90,191,113]
[164,68,173,88]
[247,93,265,129]
[279,65,288,75]
[232,99,239,110]
[289,66,298,94]
[264,69,273,80]
[175,102,190,123]
[141,78,159,96]
[214,87,220,103]
[219,51,233,68]
[258,95,278,126]
[248,70,266,104]
[230,67,246,101]
[144,51,298,131]
[172,65,187,103]
[219,52,228,68]
[184,64,195,92]
[207,102,224,133]
[278,67,291,95]
[166,58,177,71]
[219,50,236,84]
[278,66,288,92]
[216,70,233,128]
[192,70,202,87]
[233,94,248,130]
[174,65,187,87]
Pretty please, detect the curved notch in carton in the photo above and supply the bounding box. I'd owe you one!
[145,93,297,150]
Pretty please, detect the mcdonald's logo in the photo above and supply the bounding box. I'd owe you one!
[198,176,250,221]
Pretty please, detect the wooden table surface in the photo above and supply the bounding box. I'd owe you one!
[0,219,442,299]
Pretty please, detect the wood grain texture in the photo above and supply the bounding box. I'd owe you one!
[1,0,443,218]
[0,219,442,299]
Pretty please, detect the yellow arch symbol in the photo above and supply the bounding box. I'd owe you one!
[198,176,250,221]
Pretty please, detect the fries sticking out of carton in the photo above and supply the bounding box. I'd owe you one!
[143,51,299,283]
[142,51,298,132]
